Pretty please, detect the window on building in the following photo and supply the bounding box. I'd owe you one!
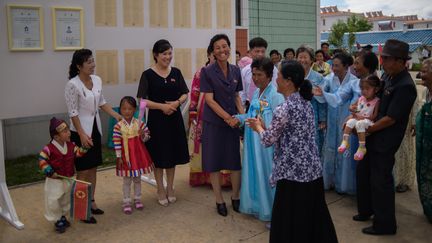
[408,24,414,29]
[236,0,241,26]
[323,19,326,26]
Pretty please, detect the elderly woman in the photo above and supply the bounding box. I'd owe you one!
[137,39,189,206]
[65,49,122,223]
[234,58,284,222]
[313,52,361,195]
[296,47,327,155]
[200,34,244,217]
[247,61,338,243]
[417,58,432,223]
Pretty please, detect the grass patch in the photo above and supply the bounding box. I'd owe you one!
[5,146,116,187]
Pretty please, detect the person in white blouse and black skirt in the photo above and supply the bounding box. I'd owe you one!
[65,49,121,223]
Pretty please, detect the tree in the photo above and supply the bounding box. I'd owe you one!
[328,15,373,53]
[328,20,347,49]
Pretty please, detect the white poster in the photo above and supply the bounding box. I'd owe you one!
[9,6,42,49]
[53,8,83,50]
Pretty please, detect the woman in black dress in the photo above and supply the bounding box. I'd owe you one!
[137,40,189,206]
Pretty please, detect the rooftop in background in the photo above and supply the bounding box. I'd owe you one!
[321,6,432,22]
[320,28,432,52]
[320,5,361,16]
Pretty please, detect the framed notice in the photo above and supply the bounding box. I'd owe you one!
[52,7,84,51]
[6,4,44,51]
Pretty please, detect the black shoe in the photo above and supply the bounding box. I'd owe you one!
[231,198,240,213]
[216,202,228,217]
[54,220,66,233]
[91,208,105,215]
[81,216,97,224]
[60,216,70,228]
[353,214,372,221]
[362,226,396,235]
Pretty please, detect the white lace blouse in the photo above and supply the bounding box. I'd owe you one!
[64,75,107,136]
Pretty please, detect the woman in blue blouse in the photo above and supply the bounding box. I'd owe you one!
[247,61,338,243]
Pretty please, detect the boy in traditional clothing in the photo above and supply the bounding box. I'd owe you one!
[38,117,88,233]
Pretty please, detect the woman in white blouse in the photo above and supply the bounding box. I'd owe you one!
[65,49,121,223]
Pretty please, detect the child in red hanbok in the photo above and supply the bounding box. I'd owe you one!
[113,96,154,214]
[38,117,88,233]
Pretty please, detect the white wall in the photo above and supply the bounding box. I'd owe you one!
[0,0,236,120]
[320,15,350,32]
[371,19,404,31]
[0,0,237,158]
[413,22,432,29]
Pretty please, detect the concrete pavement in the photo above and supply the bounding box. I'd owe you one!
[1,165,431,243]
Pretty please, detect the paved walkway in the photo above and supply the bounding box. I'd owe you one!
[1,165,431,242]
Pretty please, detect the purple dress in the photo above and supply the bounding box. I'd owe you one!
[200,62,243,172]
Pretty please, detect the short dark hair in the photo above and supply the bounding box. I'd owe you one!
[209,34,231,53]
[152,39,172,63]
[236,50,241,56]
[296,47,314,60]
[315,49,325,56]
[249,37,268,49]
[321,42,329,48]
[251,57,274,80]
[358,52,379,74]
[283,48,295,58]
[69,49,93,79]
[269,49,280,56]
[333,52,354,67]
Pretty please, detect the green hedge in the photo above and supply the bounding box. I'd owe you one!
[5,146,116,187]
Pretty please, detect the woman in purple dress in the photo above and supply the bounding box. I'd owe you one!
[200,34,244,216]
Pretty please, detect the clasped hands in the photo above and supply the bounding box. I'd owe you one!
[224,116,240,128]
[161,100,180,115]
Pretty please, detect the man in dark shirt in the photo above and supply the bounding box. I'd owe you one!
[355,39,417,235]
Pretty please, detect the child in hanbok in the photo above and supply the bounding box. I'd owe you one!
[113,96,154,214]
[38,117,88,233]
[338,75,381,160]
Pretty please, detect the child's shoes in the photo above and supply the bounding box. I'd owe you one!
[338,140,349,153]
[123,202,132,214]
[60,216,70,228]
[134,200,144,210]
[354,147,367,161]
[54,219,67,233]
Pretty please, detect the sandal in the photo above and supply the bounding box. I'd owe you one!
[158,198,169,207]
[167,190,176,203]
[134,200,144,210]
[354,147,366,161]
[123,203,132,214]
[338,140,349,154]
[167,196,177,203]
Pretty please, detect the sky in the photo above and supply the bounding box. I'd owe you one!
[321,0,432,19]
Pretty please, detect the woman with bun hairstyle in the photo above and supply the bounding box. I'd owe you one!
[247,61,338,243]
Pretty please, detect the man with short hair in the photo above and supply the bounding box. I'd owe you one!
[321,42,331,62]
[355,39,417,235]
[240,37,278,109]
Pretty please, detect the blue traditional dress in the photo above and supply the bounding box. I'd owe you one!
[236,84,284,221]
[316,72,360,195]
[307,68,327,155]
